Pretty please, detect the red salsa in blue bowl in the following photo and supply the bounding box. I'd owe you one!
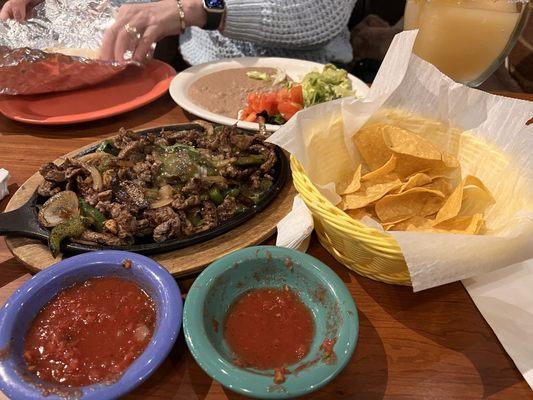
[24,276,157,387]
[0,251,182,400]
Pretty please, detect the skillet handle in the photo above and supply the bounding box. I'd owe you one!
[0,202,49,241]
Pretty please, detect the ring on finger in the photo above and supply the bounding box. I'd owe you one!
[124,23,140,39]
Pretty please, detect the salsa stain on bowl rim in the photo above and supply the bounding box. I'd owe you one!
[183,246,359,399]
[0,251,182,400]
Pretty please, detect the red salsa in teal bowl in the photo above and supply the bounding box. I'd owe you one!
[224,287,314,383]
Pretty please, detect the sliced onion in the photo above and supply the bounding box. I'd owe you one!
[213,158,236,168]
[150,198,173,209]
[272,68,287,86]
[38,190,80,227]
[197,166,208,177]
[78,152,115,165]
[150,185,174,209]
[159,184,173,198]
[80,162,103,191]
[192,120,214,136]
[201,175,226,185]
[133,324,150,342]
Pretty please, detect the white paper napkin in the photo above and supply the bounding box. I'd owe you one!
[276,195,314,252]
[0,169,9,201]
[463,259,533,390]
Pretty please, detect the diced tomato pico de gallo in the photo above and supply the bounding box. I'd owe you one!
[239,85,304,124]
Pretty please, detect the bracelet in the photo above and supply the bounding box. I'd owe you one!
[175,0,186,32]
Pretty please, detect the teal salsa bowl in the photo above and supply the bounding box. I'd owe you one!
[183,246,358,399]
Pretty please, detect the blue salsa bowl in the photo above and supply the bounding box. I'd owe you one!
[183,246,358,399]
[0,250,182,400]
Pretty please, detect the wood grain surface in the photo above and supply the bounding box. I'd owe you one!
[0,92,532,399]
[4,138,295,275]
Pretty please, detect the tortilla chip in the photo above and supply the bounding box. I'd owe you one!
[339,165,362,195]
[423,177,453,196]
[442,152,460,168]
[434,175,494,225]
[345,208,370,220]
[343,117,493,235]
[392,154,450,179]
[361,154,398,182]
[341,179,402,210]
[382,125,442,160]
[433,213,485,234]
[461,176,495,216]
[433,180,465,224]
[354,124,393,170]
[374,187,446,223]
[399,172,432,193]
[388,215,435,231]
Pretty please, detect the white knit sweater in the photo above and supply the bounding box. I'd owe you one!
[180,0,358,65]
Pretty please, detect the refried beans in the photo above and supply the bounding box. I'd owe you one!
[188,67,284,118]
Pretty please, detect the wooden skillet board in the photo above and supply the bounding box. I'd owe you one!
[4,137,296,276]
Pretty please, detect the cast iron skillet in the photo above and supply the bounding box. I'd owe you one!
[0,123,289,255]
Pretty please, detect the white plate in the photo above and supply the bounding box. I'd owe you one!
[169,57,370,132]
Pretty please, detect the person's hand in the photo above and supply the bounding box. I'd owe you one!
[0,0,43,21]
[100,0,207,63]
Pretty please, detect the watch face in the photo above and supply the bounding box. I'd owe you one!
[204,0,225,10]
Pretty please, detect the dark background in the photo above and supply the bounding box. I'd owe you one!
[350,0,405,27]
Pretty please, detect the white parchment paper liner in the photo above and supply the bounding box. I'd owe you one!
[463,259,533,390]
[268,31,533,292]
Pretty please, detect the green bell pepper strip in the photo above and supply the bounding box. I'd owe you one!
[158,143,217,178]
[189,213,203,227]
[235,155,265,167]
[209,188,224,205]
[49,216,88,257]
[97,140,119,156]
[79,198,105,232]
[224,188,240,198]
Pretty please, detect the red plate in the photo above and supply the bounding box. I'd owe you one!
[0,60,176,125]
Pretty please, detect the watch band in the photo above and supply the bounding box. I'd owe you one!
[203,0,225,30]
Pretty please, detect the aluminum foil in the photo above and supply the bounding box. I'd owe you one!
[0,0,132,95]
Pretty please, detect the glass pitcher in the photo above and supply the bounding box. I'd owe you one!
[404,0,531,86]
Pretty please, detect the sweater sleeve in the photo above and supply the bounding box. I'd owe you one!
[222,0,358,49]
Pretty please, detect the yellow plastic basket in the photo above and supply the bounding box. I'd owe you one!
[291,128,514,285]
[291,97,527,286]
[291,155,412,285]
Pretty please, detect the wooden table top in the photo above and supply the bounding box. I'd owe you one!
[0,91,532,400]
